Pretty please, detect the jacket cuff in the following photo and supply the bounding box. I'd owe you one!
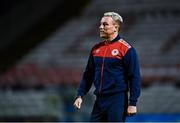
[75,95,82,99]
[129,100,137,106]
[74,95,82,101]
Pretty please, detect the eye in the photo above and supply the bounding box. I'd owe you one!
[100,22,108,27]
[103,22,108,26]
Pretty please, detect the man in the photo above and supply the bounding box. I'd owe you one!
[73,12,141,122]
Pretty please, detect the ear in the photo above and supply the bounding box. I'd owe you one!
[115,25,119,29]
[114,25,118,32]
[115,24,120,32]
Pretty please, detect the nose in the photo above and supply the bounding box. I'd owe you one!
[99,24,103,30]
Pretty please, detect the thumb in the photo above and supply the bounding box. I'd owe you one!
[77,101,82,109]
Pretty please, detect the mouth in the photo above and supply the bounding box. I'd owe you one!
[100,31,105,34]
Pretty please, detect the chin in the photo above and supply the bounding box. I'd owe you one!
[100,36,105,39]
[100,34,107,38]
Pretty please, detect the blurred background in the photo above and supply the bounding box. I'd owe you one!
[0,0,180,122]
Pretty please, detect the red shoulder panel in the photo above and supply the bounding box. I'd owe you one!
[91,39,131,59]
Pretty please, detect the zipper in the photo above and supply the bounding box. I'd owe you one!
[99,45,108,94]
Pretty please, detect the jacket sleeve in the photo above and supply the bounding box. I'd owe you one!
[123,47,141,106]
[77,52,95,97]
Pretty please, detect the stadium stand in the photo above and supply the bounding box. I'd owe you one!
[0,0,180,121]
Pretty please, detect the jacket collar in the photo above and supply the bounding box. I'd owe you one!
[111,34,121,43]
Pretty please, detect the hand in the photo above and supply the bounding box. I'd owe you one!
[73,97,82,109]
[127,106,137,116]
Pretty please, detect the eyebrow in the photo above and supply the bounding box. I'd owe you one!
[101,22,109,25]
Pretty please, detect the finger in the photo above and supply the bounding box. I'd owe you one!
[74,101,80,109]
[74,102,79,109]
[127,112,136,116]
[73,102,76,106]
[73,101,77,107]
[77,101,81,109]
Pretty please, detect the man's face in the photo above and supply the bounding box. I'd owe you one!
[99,16,117,39]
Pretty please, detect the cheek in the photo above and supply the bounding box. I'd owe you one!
[106,27,114,33]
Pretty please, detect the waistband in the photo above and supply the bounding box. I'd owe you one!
[96,91,128,99]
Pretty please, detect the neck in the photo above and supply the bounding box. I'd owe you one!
[105,33,118,42]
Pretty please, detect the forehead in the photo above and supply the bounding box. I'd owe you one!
[100,16,114,24]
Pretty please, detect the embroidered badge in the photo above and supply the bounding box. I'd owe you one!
[111,49,119,56]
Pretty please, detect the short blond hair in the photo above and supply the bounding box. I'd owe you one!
[103,12,123,31]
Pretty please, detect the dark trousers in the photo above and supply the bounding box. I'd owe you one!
[90,92,128,122]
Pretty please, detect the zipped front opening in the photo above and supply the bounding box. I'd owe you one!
[99,45,108,94]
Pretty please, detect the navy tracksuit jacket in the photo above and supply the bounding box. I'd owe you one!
[77,35,141,121]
